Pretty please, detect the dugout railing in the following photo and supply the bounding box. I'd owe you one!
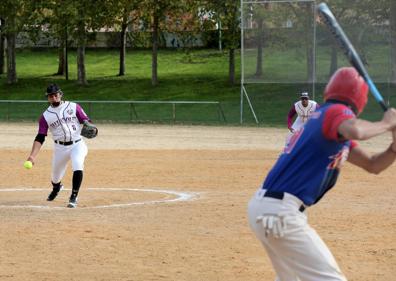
[0,100,227,124]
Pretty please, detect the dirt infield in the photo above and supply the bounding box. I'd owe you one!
[0,123,395,281]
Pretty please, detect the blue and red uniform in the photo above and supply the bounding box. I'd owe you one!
[262,102,358,206]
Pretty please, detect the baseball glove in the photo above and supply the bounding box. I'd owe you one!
[81,120,98,139]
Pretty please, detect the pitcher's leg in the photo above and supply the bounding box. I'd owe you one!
[68,141,88,208]
[51,146,69,184]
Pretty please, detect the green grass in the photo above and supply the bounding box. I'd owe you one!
[0,48,244,124]
[0,49,239,100]
[0,48,394,125]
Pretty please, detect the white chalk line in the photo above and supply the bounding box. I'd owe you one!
[0,187,200,210]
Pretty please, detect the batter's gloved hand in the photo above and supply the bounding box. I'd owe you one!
[256,214,286,238]
[288,127,294,133]
[81,120,98,139]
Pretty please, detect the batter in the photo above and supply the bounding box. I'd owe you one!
[248,67,396,281]
[26,84,98,208]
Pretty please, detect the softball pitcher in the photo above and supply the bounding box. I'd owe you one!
[248,67,396,281]
[26,84,98,208]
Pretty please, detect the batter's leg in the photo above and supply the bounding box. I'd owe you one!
[265,221,347,281]
[261,240,300,281]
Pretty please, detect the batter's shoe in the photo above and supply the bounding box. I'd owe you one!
[67,194,78,208]
[47,184,63,201]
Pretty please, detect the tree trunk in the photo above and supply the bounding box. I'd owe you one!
[118,13,128,76]
[391,1,396,84]
[6,32,17,84]
[76,18,87,85]
[77,45,87,85]
[56,41,65,75]
[305,3,314,83]
[255,18,264,77]
[0,18,5,75]
[218,17,222,52]
[229,48,235,85]
[306,46,314,83]
[151,13,159,86]
[329,44,338,78]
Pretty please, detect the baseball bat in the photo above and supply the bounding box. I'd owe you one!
[317,2,388,112]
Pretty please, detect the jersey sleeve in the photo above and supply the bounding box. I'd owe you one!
[38,115,49,135]
[322,104,356,141]
[287,105,296,128]
[76,104,90,123]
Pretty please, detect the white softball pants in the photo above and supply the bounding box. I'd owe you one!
[51,140,88,184]
[247,189,347,281]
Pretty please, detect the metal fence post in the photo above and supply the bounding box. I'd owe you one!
[172,103,176,122]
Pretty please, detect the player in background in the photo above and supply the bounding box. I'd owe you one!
[286,92,319,144]
[247,67,396,281]
[26,84,97,208]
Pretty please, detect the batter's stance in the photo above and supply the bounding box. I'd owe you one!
[286,92,319,144]
[26,84,98,208]
[248,67,396,281]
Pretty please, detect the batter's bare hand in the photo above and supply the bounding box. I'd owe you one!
[382,108,396,130]
[288,127,295,133]
[391,128,396,152]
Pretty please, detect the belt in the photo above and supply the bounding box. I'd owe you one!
[54,139,81,146]
[263,190,306,213]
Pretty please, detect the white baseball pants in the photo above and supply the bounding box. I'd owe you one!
[51,140,88,183]
[247,189,347,281]
[286,119,305,145]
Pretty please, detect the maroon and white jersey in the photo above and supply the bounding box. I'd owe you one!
[38,101,90,142]
[290,100,318,131]
[294,100,318,124]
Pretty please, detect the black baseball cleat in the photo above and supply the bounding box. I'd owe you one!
[47,184,63,201]
[67,194,78,208]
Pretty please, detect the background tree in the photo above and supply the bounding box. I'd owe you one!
[142,0,183,86]
[113,0,141,76]
[0,18,5,75]
[201,0,240,85]
[0,0,23,84]
[171,1,202,62]
[48,0,72,77]
[287,2,316,83]
[222,1,240,85]
[60,0,115,85]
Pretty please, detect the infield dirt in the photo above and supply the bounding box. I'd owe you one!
[0,123,395,281]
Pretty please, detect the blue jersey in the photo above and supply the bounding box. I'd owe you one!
[262,102,357,206]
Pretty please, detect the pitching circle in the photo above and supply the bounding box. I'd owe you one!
[0,187,199,210]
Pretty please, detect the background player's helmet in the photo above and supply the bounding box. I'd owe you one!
[324,67,368,115]
[45,84,63,96]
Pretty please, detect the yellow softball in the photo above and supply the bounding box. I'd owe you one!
[24,160,33,169]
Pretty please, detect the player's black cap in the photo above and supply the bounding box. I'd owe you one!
[45,84,62,96]
[300,92,309,99]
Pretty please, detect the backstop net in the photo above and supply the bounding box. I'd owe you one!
[241,0,394,124]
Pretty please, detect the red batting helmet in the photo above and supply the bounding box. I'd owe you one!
[324,67,368,115]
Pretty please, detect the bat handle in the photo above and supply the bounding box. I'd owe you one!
[366,79,388,111]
